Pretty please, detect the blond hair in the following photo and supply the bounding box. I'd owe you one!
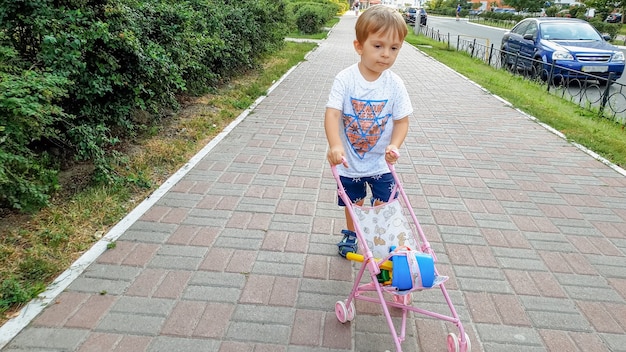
[355,5,408,44]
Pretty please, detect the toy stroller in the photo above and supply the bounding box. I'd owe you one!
[330,157,471,352]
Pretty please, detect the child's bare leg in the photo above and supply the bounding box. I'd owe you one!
[337,199,363,258]
[344,199,365,232]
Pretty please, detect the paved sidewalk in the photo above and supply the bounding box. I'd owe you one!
[2,13,626,352]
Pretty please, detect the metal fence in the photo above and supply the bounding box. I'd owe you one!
[414,25,626,126]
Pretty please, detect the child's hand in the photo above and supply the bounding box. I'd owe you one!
[385,145,400,164]
[328,147,348,168]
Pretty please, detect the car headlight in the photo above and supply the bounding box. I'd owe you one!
[552,51,574,61]
[612,51,625,62]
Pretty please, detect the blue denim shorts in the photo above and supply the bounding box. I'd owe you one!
[337,173,396,206]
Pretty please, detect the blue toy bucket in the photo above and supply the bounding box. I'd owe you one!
[391,252,435,290]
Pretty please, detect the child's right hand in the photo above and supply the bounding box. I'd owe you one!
[327,147,348,168]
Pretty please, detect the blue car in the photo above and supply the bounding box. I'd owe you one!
[501,18,625,81]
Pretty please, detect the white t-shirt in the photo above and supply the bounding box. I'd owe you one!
[326,63,413,178]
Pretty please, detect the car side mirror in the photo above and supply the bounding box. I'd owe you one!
[602,34,611,41]
[523,34,534,40]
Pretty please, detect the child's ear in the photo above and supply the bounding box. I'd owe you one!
[353,39,363,54]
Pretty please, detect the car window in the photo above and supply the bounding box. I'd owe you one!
[576,24,602,40]
[523,22,538,38]
[541,24,567,40]
[541,23,602,41]
[511,21,530,35]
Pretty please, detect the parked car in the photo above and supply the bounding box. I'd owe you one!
[403,7,427,26]
[605,13,622,23]
[500,17,625,81]
[493,8,516,14]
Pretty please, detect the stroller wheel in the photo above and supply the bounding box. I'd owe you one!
[335,299,356,323]
[447,333,459,352]
[447,332,470,352]
[346,300,356,321]
[461,332,471,352]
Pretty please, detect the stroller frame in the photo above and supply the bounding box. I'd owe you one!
[331,160,471,352]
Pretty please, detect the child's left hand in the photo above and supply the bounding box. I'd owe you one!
[385,145,400,164]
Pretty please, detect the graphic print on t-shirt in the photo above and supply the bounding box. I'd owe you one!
[343,98,390,159]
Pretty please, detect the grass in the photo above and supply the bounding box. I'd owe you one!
[0,40,317,323]
[405,31,626,169]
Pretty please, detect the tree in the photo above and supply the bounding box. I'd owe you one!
[502,0,544,12]
[585,0,623,10]
[585,0,623,20]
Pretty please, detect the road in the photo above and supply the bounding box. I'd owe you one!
[424,16,505,51]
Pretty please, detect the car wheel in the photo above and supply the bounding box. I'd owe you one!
[500,51,512,71]
[532,60,546,81]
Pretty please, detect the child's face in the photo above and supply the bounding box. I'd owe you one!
[354,29,403,80]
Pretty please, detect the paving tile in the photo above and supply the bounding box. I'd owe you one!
[65,294,117,329]
[97,312,165,336]
[576,301,626,334]
[217,341,254,352]
[32,291,90,327]
[290,309,323,346]
[123,243,160,267]
[600,332,626,352]
[76,332,121,352]
[322,312,352,350]
[147,336,219,352]
[193,303,235,339]
[97,241,135,265]
[7,327,89,350]
[225,321,291,345]
[125,268,166,297]
[114,335,153,352]
[269,276,299,307]
[152,270,192,299]
[225,249,256,273]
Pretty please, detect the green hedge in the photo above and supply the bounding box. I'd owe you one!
[0,0,289,212]
[287,0,342,34]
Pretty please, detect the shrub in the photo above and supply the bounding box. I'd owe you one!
[291,1,338,34]
[287,0,340,34]
[481,10,524,23]
[296,4,328,34]
[0,0,289,212]
[0,39,69,210]
[589,19,620,39]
